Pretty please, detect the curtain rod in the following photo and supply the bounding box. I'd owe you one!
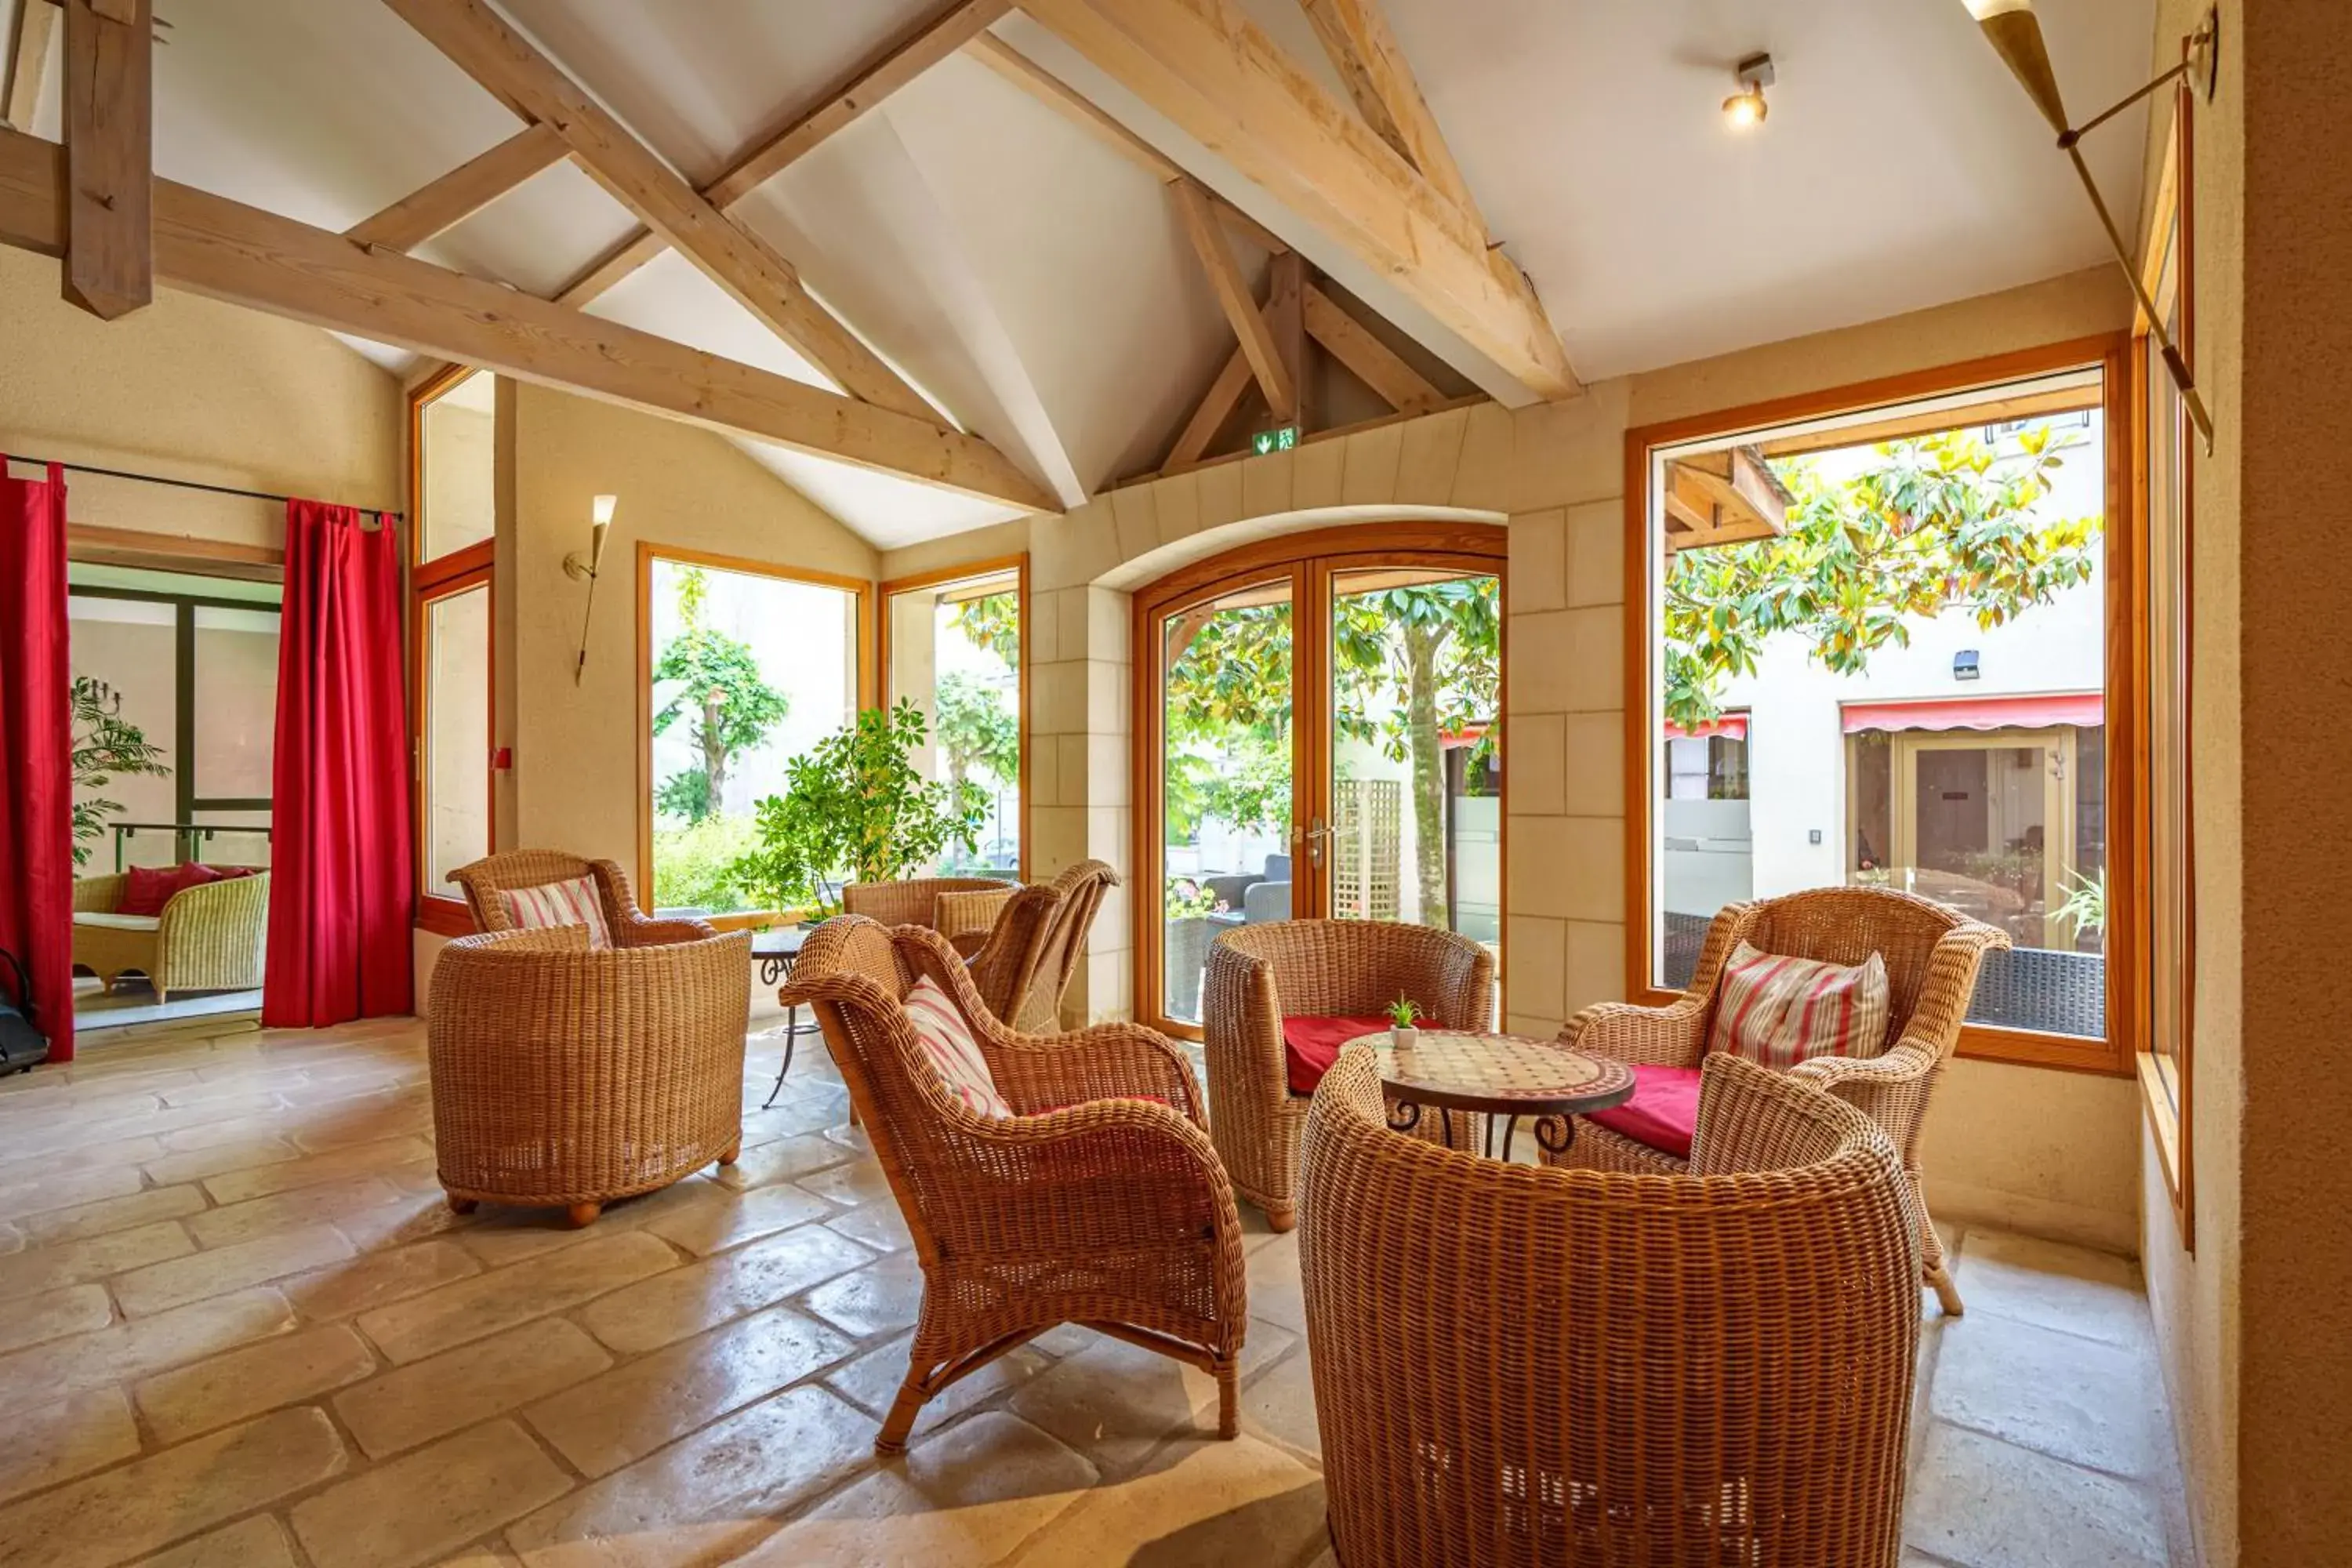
[6,456,405,521]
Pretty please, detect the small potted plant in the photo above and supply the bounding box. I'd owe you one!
[1386,994,1425,1050]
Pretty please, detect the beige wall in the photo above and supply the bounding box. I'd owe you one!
[0,247,401,541]
[895,263,2143,1253]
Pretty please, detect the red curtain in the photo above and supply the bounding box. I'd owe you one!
[263,500,413,1027]
[0,463,74,1062]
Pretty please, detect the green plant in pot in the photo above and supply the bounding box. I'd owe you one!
[726,699,985,925]
[1386,994,1425,1049]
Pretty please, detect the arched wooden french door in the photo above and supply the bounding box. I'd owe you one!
[1131,522,1507,1037]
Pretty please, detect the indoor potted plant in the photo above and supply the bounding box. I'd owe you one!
[727,699,985,926]
[1386,994,1425,1050]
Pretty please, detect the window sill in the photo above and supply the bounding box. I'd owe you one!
[2138,1049,2193,1249]
[1630,987,2132,1076]
[415,896,476,938]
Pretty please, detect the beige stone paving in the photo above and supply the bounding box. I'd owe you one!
[0,1014,2194,1567]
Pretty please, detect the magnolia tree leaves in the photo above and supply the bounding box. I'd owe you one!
[1664,429,2100,729]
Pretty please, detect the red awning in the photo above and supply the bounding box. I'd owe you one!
[1841,692,2103,735]
[1665,715,1748,742]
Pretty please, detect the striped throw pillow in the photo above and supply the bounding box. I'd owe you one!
[904,975,1012,1118]
[499,876,613,951]
[1706,939,1891,1070]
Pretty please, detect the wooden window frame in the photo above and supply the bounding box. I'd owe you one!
[1621,334,2140,1077]
[634,541,875,933]
[2136,73,2198,1247]
[1129,521,1508,1041]
[879,554,1030,884]
[408,366,498,938]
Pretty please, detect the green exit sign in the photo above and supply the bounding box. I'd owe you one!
[1252,424,1300,456]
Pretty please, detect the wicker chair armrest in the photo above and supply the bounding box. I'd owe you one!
[986,1024,1207,1125]
[73,875,127,913]
[1404,930,1497,1033]
[952,1098,1239,1233]
[1559,995,1710,1068]
[1200,936,1290,1111]
[157,871,270,942]
[1689,1052,1888,1177]
[612,913,720,947]
[1787,1037,1938,1092]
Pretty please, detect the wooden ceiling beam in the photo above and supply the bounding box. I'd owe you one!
[380,0,936,421]
[0,125,1056,510]
[1020,0,1576,399]
[60,0,148,319]
[557,0,1007,310]
[1296,0,1482,223]
[1164,343,1253,472]
[3,0,56,129]
[1303,280,1439,412]
[1171,176,1293,422]
[343,123,567,253]
[962,32,1287,256]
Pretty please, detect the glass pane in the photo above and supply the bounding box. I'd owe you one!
[66,594,178,872]
[648,559,859,916]
[1329,568,1502,976]
[1161,579,1294,1025]
[419,369,495,563]
[192,604,280,800]
[423,584,491,892]
[887,569,1020,876]
[191,808,272,871]
[1654,380,2108,1039]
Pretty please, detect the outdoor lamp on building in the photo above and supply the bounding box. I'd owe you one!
[564,494,618,685]
[1960,0,2218,450]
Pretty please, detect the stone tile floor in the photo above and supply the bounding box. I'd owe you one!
[0,1014,2194,1568]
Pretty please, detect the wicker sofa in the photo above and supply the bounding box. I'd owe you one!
[1203,918,1494,1231]
[431,852,749,1226]
[71,869,270,1002]
[1301,1044,1922,1568]
[1552,885,2009,1315]
[782,914,1246,1454]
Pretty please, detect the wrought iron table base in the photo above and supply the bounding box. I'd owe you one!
[757,950,823,1111]
[1385,1097,1579,1161]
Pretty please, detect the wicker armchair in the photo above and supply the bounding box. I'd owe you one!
[781,915,1246,1455]
[964,859,1119,1031]
[430,853,748,1226]
[1203,919,1494,1231]
[843,877,1018,956]
[1553,886,2009,1315]
[1302,1044,1921,1568]
[71,870,270,1002]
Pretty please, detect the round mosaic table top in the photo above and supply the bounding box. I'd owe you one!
[1350,1029,1637,1118]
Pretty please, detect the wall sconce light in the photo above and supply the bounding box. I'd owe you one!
[1962,0,2219,451]
[1722,53,1773,131]
[563,493,616,685]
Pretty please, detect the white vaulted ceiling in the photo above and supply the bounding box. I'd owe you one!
[7,0,2155,546]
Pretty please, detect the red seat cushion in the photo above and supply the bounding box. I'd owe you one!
[120,862,223,917]
[1281,1014,1393,1096]
[1583,1063,1704,1160]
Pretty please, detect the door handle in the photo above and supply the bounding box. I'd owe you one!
[1301,817,1334,869]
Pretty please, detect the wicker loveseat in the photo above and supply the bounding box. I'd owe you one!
[1552,886,2009,1315]
[430,852,749,1225]
[1301,1044,1922,1568]
[782,914,1246,1454]
[71,869,270,1002]
[1203,918,1494,1231]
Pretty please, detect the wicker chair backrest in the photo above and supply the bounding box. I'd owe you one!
[1013,859,1117,1031]
[1705,885,1983,1057]
[447,851,641,933]
[1210,918,1494,1027]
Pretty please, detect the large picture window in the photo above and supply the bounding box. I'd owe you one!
[1628,341,2136,1073]
[639,546,869,921]
[884,559,1025,878]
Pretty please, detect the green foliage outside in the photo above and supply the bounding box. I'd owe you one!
[652,566,789,818]
[1163,601,1297,846]
[935,670,1018,791]
[70,676,169,867]
[725,699,985,918]
[650,813,758,914]
[1663,429,2100,729]
[949,591,1019,668]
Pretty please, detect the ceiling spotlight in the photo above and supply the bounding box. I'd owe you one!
[1722,53,1774,129]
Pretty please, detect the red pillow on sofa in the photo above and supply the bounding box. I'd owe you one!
[120,862,223,917]
[1281,1014,1393,1096]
